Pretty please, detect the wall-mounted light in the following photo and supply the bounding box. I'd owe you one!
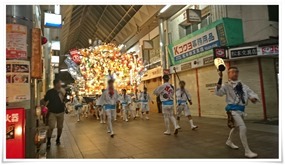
[160,5,171,13]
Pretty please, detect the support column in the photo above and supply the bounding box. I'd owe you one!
[6,5,36,158]
[159,19,167,69]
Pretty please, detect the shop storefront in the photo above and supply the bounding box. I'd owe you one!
[228,45,279,120]
[167,16,278,120]
[140,66,162,113]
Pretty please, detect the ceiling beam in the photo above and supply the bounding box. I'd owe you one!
[105,6,135,42]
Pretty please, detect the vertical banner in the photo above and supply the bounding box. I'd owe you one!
[6,24,27,59]
[6,60,31,103]
[31,28,42,78]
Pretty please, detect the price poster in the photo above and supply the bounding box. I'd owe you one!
[6,24,27,59]
[6,60,30,103]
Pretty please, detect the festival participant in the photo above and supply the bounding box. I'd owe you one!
[98,89,106,124]
[134,89,141,118]
[119,89,132,122]
[175,81,198,130]
[73,93,83,122]
[93,95,100,120]
[82,97,89,118]
[101,79,120,137]
[130,96,137,120]
[215,66,260,158]
[154,75,179,135]
[139,87,154,120]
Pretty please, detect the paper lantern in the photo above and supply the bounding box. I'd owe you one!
[41,36,48,45]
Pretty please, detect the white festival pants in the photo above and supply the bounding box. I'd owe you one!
[228,110,253,153]
[162,105,178,132]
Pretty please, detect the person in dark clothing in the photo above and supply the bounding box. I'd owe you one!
[156,95,162,113]
[44,79,66,149]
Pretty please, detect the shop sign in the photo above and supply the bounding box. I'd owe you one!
[163,69,170,75]
[6,24,27,59]
[213,47,227,59]
[203,56,214,65]
[230,47,258,59]
[181,62,192,71]
[168,18,244,65]
[186,9,202,23]
[258,45,278,55]
[6,108,26,158]
[172,27,219,62]
[142,67,162,81]
[31,28,43,78]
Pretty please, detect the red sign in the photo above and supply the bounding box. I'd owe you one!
[213,47,227,59]
[163,69,170,75]
[6,108,26,158]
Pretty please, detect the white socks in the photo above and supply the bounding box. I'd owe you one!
[163,114,170,133]
[189,119,195,127]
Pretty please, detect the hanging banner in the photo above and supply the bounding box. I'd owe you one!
[6,60,31,103]
[31,28,43,78]
[6,24,27,59]
[168,18,244,65]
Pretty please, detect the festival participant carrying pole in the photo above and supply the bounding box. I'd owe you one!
[173,67,198,130]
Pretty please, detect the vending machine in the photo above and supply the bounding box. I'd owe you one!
[6,108,26,158]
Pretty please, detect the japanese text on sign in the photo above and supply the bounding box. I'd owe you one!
[173,28,220,61]
[6,113,19,123]
[230,47,257,58]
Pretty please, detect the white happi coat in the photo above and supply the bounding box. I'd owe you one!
[176,88,191,105]
[153,82,174,105]
[215,80,260,107]
[101,89,120,110]
[119,94,131,110]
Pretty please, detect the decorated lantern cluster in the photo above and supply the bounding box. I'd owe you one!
[65,43,146,95]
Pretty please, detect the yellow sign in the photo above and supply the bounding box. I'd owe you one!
[142,66,162,81]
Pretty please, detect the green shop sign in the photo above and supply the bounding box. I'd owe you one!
[168,18,244,65]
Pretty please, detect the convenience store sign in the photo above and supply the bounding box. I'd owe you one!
[168,18,244,65]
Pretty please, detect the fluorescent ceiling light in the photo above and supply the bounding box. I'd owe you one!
[51,41,60,50]
[51,56,59,63]
[160,5,171,13]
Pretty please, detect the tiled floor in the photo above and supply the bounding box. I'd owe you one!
[46,112,279,159]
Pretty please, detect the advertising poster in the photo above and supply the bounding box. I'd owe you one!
[6,24,27,59]
[6,60,30,103]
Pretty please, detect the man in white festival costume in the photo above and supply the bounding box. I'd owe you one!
[139,87,154,120]
[154,74,179,135]
[98,89,106,124]
[175,81,198,130]
[119,89,132,122]
[215,66,260,158]
[100,79,120,137]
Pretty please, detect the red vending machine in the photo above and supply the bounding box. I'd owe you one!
[6,108,26,158]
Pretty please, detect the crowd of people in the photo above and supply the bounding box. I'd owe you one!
[42,66,260,158]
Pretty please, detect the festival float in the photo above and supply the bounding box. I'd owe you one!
[64,43,146,96]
